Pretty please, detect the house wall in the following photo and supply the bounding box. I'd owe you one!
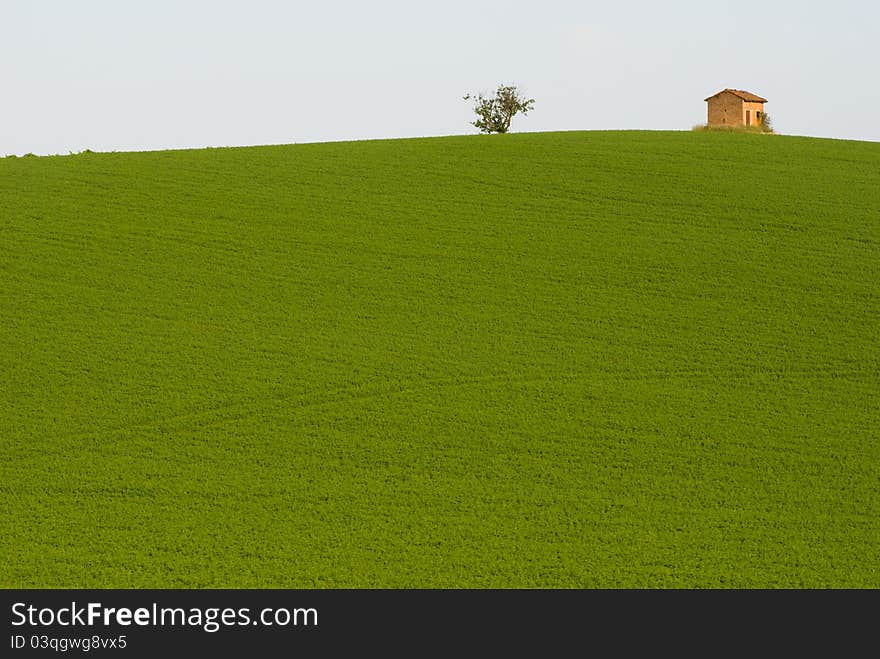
[743,101,765,126]
[707,92,744,126]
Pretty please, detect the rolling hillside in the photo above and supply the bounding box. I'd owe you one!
[1,130,877,587]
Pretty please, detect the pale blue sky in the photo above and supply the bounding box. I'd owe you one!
[2,1,878,155]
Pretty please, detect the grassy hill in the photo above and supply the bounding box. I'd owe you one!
[1,130,877,588]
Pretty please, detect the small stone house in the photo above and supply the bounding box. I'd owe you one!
[705,89,768,127]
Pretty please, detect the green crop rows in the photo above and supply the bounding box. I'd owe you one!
[1,131,877,587]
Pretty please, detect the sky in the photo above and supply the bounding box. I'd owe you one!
[1,0,878,155]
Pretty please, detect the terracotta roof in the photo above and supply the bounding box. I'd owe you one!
[704,89,768,103]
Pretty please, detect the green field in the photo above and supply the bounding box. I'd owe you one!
[1,130,877,588]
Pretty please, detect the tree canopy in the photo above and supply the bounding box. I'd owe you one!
[464,85,535,134]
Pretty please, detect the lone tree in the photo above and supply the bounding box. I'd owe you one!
[464,85,535,134]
